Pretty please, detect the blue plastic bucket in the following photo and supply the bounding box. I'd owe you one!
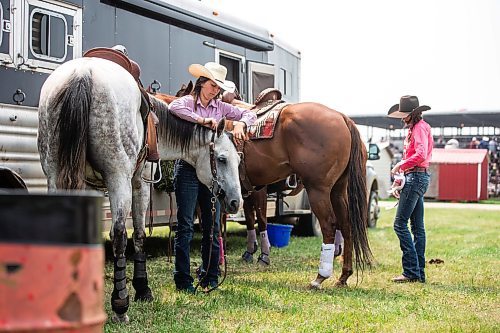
[267,223,293,248]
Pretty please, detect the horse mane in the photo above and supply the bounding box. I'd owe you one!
[151,96,211,153]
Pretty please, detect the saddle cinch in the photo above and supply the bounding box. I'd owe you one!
[83,47,161,185]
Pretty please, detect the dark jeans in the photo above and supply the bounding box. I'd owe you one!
[173,160,220,289]
[394,171,430,282]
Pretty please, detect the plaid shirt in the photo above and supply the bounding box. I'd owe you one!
[169,95,256,128]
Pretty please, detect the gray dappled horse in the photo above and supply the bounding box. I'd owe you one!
[37,57,242,323]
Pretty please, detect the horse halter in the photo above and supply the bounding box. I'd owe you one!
[209,131,225,201]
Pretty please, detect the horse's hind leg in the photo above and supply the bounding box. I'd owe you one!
[241,194,258,263]
[255,188,270,266]
[131,172,153,302]
[307,186,336,289]
[330,179,353,286]
[108,175,133,323]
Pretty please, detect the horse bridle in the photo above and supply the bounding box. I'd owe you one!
[208,131,226,201]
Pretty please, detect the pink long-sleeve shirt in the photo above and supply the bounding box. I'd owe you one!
[169,95,256,128]
[400,119,434,171]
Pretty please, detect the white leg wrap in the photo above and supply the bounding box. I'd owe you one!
[318,243,335,278]
[260,230,271,255]
[247,229,257,253]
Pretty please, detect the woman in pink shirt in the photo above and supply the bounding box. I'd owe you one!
[169,62,256,293]
[388,95,433,283]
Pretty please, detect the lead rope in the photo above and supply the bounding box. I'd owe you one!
[194,194,217,294]
[217,213,228,289]
[166,192,173,263]
[194,132,225,294]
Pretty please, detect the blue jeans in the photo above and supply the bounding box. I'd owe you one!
[393,171,430,282]
[173,160,221,289]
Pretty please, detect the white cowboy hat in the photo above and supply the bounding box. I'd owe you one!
[188,62,236,93]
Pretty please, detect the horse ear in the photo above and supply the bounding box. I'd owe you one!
[217,118,226,137]
[187,81,193,94]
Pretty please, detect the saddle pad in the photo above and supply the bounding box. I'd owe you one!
[249,109,282,139]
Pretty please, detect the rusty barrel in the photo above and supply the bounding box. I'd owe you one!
[0,191,106,332]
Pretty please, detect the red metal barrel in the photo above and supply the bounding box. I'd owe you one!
[0,191,106,332]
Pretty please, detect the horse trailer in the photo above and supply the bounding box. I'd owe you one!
[0,0,301,227]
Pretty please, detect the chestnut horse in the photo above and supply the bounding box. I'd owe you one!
[235,100,372,287]
[153,85,372,288]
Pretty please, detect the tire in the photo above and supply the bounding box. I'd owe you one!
[367,190,379,228]
[294,213,322,237]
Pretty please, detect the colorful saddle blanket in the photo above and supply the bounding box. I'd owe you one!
[248,101,289,139]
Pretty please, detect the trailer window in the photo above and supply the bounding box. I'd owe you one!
[30,9,67,61]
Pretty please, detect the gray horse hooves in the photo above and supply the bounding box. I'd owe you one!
[257,253,270,266]
[111,313,130,324]
[241,251,254,263]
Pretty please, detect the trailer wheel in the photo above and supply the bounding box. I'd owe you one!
[294,213,321,237]
[367,190,379,228]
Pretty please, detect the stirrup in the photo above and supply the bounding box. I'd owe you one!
[285,174,297,189]
[141,160,162,184]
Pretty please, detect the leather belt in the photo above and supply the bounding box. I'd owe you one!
[404,166,427,175]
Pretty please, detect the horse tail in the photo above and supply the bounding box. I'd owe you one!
[52,70,93,189]
[345,117,373,271]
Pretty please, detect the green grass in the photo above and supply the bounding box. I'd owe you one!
[479,197,500,204]
[103,208,499,332]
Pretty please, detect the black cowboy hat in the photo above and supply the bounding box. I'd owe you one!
[388,95,431,118]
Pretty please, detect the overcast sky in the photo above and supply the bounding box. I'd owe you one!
[201,0,500,116]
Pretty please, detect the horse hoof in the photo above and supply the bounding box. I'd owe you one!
[134,287,153,302]
[334,280,347,287]
[309,280,323,290]
[111,313,130,324]
[257,253,270,266]
[309,273,328,290]
[241,251,254,263]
